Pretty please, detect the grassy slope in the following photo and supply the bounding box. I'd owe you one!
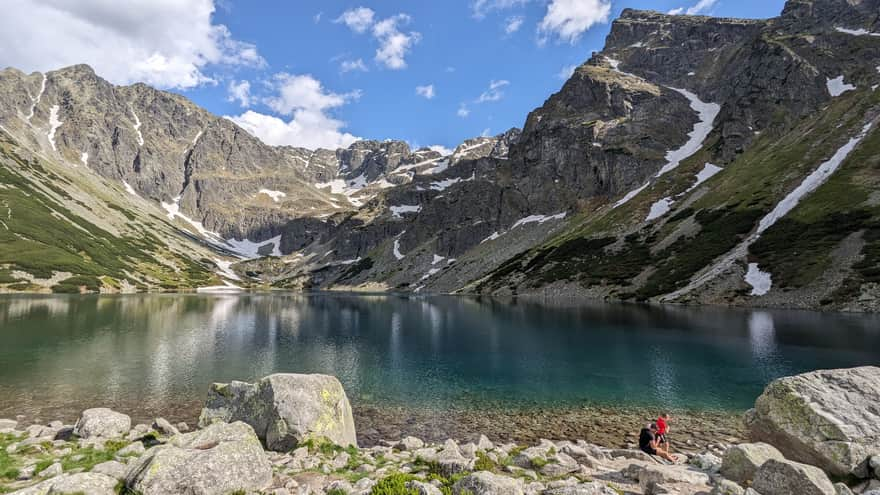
[0,132,219,293]
[472,86,879,307]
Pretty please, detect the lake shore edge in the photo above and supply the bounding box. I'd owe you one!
[2,366,879,494]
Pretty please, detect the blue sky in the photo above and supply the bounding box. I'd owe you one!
[2,0,786,151]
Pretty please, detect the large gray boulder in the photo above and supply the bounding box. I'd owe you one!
[635,463,712,494]
[198,373,357,451]
[72,408,131,439]
[721,442,787,484]
[752,458,835,495]
[746,366,880,478]
[542,483,621,494]
[452,471,524,494]
[124,421,272,495]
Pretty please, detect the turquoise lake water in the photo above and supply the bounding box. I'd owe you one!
[1,293,878,425]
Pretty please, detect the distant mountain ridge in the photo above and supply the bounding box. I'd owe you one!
[1,0,879,311]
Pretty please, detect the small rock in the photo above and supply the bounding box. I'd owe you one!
[152,417,180,437]
[542,483,620,494]
[398,436,425,451]
[752,458,836,495]
[330,452,350,470]
[91,460,128,480]
[477,435,494,451]
[73,408,131,439]
[354,477,376,492]
[460,443,477,459]
[116,442,146,457]
[691,452,723,473]
[711,479,746,495]
[38,462,63,478]
[176,422,190,433]
[17,464,36,481]
[406,479,443,495]
[325,479,353,493]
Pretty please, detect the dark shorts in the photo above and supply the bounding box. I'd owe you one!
[657,434,667,443]
[640,445,657,456]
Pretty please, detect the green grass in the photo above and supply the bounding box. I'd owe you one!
[0,434,23,482]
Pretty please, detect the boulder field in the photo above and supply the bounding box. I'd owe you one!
[0,367,877,494]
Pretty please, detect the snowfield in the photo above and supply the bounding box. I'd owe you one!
[47,105,62,151]
[655,89,720,178]
[258,189,286,202]
[390,205,422,218]
[744,263,772,296]
[826,76,855,97]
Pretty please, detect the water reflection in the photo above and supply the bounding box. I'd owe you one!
[1,294,879,424]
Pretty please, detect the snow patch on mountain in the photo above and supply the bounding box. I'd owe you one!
[390,205,421,218]
[646,197,674,221]
[122,181,138,196]
[835,27,880,37]
[688,163,723,191]
[213,258,241,281]
[258,189,286,202]
[656,89,720,178]
[757,122,874,234]
[161,196,224,244]
[745,263,772,296]
[130,106,144,146]
[80,152,89,166]
[511,212,567,229]
[225,235,282,258]
[393,237,405,260]
[47,105,62,151]
[613,182,649,208]
[826,76,855,97]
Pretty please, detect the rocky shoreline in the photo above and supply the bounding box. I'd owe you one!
[1,367,878,495]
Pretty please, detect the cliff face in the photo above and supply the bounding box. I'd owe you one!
[1,0,880,310]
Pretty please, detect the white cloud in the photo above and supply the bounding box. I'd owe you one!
[472,0,529,19]
[227,80,252,107]
[538,0,611,44]
[558,64,578,79]
[505,16,525,34]
[457,105,471,118]
[228,73,361,150]
[668,0,718,15]
[340,58,368,73]
[228,110,359,150]
[477,79,510,103]
[335,7,375,33]
[372,15,421,70]
[0,0,264,89]
[314,12,323,23]
[336,8,420,70]
[429,145,453,155]
[416,84,436,99]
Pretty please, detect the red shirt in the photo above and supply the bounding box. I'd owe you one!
[656,417,668,435]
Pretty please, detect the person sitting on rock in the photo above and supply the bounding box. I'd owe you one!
[656,412,671,449]
[639,422,675,462]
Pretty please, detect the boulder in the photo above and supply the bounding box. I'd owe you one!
[9,472,118,495]
[116,441,145,457]
[746,366,880,478]
[72,408,131,439]
[721,443,786,484]
[0,418,17,430]
[691,452,723,473]
[452,471,525,494]
[833,482,854,495]
[198,373,357,451]
[124,421,272,495]
[752,458,835,495]
[37,462,62,478]
[711,479,746,495]
[635,464,712,494]
[398,436,425,451]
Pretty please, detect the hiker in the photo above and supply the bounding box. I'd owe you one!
[639,422,675,462]
[656,412,671,449]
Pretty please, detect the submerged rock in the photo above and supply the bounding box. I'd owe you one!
[72,408,131,439]
[746,366,880,478]
[124,421,272,495]
[198,373,357,451]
